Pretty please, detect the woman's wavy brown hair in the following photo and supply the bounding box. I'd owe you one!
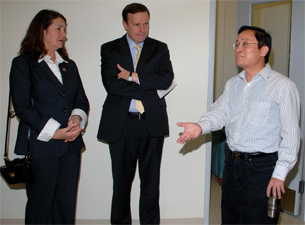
[19,9,69,60]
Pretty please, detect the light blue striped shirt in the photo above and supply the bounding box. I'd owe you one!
[198,63,300,181]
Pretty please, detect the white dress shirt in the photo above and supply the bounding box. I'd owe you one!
[37,51,87,142]
[197,63,300,181]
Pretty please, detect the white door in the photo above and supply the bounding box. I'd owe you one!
[237,0,305,217]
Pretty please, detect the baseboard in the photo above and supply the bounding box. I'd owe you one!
[77,218,204,224]
[161,218,204,224]
[1,218,204,225]
[0,219,24,225]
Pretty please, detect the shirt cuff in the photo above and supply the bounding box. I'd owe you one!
[70,109,87,129]
[37,118,61,142]
[196,120,211,135]
[272,164,290,182]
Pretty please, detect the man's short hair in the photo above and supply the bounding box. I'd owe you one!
[122,3,150,24]
[238,25,272,64]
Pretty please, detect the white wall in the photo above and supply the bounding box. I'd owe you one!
[0,0,211,221]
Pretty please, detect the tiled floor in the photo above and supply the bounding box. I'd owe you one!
[209,173,305,225]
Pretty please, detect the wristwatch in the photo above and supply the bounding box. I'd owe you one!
[128,72,133,82]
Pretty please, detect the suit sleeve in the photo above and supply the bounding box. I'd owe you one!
[68,59,89,115]
[137,43,174,91]
[10,56,51,133]
[101,44,145,100]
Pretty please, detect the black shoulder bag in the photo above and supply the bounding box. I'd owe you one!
[0,95,35,184]
[0,57,35,185]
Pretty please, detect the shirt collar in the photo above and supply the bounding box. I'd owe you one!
[257,63,272,80]
[126,34,144,50]
[38,51,68,64]
[238,63,272,82]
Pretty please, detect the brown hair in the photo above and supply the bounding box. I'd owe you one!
[19,9,69,60]
[122,3,150,24]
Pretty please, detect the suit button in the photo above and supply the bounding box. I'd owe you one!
[63,108,68,113]
[61,92,66,97]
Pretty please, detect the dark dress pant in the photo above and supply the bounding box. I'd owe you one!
[221,143,279,224]
[25,150,81,224]
[109,116,164,225]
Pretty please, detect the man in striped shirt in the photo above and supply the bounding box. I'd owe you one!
[177,26,300,224]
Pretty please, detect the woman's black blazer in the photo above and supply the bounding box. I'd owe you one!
[9,55,89,158]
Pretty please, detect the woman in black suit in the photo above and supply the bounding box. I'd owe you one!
[9,9,89,224]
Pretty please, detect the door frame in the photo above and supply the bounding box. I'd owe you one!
[204,0,217,224]
[290,0,305,220]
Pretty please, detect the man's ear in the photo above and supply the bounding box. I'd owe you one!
[261,45,269,57]
[122,20,128,31]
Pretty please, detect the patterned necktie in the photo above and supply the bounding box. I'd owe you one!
[134,45,145,114]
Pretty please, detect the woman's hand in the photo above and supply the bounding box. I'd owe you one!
[68,115,81,128]
[53,115,82,142]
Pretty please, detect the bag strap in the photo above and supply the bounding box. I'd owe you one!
[4,94,15,158]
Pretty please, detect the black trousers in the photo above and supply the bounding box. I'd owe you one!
[109,116,164,225]
[25,151,81,224]
[221,144,279,224]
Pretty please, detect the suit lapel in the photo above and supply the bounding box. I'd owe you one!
[59,63,69,89]
[34,60,64,90]
[118,35,154,72]
[119,35,135,72]
[136,37,153,72]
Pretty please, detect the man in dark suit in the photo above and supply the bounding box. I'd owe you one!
[97,3,174,224]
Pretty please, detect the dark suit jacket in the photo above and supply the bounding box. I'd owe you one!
[97,35,174,143]
[9,55,89,158]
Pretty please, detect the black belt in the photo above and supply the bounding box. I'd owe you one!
[230,151,272,159]
[128,112,146,120]
[225,143,276,159]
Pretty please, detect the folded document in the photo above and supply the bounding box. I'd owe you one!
[157,80,177,98]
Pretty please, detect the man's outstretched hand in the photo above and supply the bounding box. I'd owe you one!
[176,122,202,144]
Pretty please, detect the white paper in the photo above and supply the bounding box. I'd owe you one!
[157,80,177,98]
